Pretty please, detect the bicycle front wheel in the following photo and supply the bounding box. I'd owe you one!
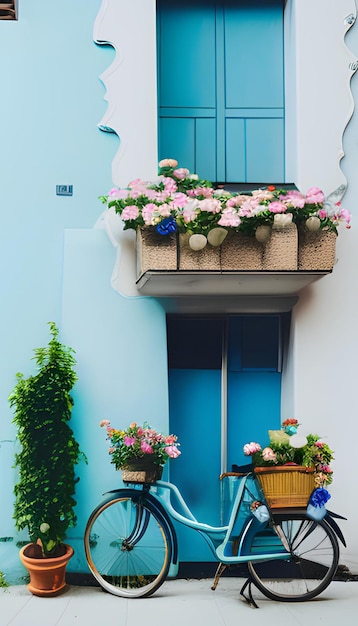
[84,492,172,598]
[248,512,339,602]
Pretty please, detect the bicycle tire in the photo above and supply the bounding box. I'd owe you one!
[248,511,339,602]
[84,491,172,598]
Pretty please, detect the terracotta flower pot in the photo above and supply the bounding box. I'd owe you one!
[19,543,74,597]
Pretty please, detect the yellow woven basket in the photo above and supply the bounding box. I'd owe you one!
[254,466,316,508]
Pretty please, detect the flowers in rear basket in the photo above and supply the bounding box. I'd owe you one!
[243,419,334,485]
[100,420,181,470]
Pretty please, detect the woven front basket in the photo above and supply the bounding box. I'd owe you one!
[121,458,163,484]
[254,466,316,508]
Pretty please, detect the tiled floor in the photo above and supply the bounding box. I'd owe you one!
[1,579,357,626]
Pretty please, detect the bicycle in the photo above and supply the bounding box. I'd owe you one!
[84,467,346,604]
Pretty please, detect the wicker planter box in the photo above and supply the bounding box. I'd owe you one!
[298,230,337,271]
[178,234,221,270]
[136,225,307,276]
[121,457,163,484]
[136,228,178,276]
[262,223,298,271]
[254,466,316,508]
[220,233,263,270]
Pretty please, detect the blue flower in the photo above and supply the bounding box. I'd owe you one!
[309,487,331,508]
[156,217,177,236]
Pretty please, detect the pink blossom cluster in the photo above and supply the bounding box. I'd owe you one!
[243,441,262,456]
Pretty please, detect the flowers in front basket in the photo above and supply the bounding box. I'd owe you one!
[100,158,351,250]
[100,420,181,470]
[243,419,334,485]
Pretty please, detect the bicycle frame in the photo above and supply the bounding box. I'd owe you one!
[106,473,290,568]
[86,471,346,602]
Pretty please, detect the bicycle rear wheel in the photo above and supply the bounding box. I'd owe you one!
[84,492,172,598]
[248,511,339,602]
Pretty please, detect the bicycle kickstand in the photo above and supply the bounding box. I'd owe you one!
[211,562,228,590]
[240,577,259,609]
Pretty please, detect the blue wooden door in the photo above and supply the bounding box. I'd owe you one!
[167,316,282,564]
[157,0,285,183]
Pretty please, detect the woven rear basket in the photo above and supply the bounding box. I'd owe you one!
[136,228,178,277]
[298,230,337,271]
[262,223,298,270]
[254,466,316,508]
[220,233,263,270]
[178,233,221,270]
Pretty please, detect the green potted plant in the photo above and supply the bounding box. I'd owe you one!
[9,322,86,596]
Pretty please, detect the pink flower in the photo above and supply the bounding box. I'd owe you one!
[199,198,221,214]
[108,188,129,200]
[157,203,171,217]
[237,198,260,216]
[129,184,149,199]
[142,203,157,225]
[268,201,287,214]
[165,445,181,458]
[162,176,178,193]
[171,192,189,208]
[251,189,274,201]
[305,187,325,204]
[159,158,178,168]
[218,208,241,227]
[123,436,135,447]
[262,447,277,462]
[173,168,190,180]
[141,441,153,454]
[182,202,199,222]
[121,205,139,221]
[243,442,261,456]
[165,435,177,445]
[337,207,351,223]
[282,190,305,209]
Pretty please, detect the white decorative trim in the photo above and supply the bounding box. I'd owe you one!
[285,0,357,198]
[93,0,158,188]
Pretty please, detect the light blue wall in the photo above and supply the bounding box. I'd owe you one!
[0,1,169,582]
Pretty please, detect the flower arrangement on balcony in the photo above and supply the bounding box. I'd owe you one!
[100,159,351,251]
[243,419,334,486]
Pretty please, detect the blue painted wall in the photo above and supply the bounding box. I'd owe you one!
[0,1,170,582]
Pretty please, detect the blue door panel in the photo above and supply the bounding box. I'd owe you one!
[196,118,217,181]
[246,118,284,182]
[168,369,221,523]
[159,117,196,173]
[224,0,284,109]
[227,371,282,470]
[158,1,216,108]
[158,0,285,183]
[168,369,222,561]
[225,118,246,182]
